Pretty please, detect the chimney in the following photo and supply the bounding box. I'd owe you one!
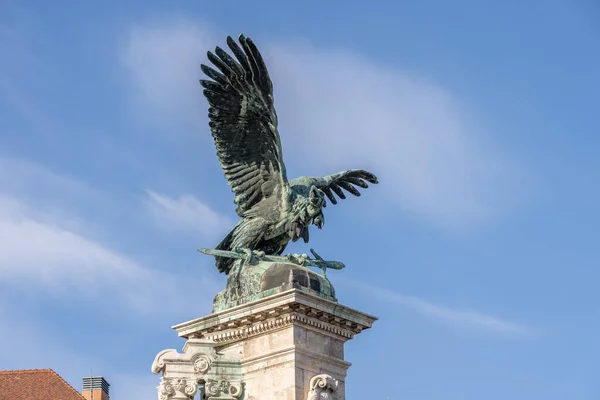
[82,376,110,400]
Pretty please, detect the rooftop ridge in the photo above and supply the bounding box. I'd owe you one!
[0,368,54,374]
[0,369,85,399]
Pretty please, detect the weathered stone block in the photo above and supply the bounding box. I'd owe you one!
[153,289,376,399]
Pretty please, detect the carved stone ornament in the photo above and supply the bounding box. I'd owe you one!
[152,346,215,376]
[204,379,243,400]
[307,374,339,400]
[193,353,212,374]
[157,377,199,400]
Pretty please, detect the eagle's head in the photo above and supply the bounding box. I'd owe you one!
[312,212,325,229]
[308,185,326,229]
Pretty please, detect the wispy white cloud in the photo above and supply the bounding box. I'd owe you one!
[347,280,530,335]
[120,20,529,229]
[0,157,219,315]
[0,158,206,397]
[145,190,233,236]
[0,194,186,314]
[0,156,97,203]
[266,45,527,228]
[121,22,217,129]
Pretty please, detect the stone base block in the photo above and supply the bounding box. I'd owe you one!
[153,289,376,399]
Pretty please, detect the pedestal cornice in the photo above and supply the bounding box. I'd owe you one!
[173,289,377,343]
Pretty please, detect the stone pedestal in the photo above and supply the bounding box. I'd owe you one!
[152,261,377,399]
[153,289,376,399]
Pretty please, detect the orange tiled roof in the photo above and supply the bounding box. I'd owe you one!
[0,369,85,400]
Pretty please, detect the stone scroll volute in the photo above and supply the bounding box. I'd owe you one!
[204,379,243,400]
[157,377,199,400]
[307,374,340,400]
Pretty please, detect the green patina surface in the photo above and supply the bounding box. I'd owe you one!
[198,35,378,278]
[195,35,379,312]
[212,259,337,313]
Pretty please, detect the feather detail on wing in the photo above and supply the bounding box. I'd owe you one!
[290,170,379,205]
[200,34,287,217]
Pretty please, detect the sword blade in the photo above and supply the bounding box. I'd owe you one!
[198,248,345,270]
[198,248,245,259]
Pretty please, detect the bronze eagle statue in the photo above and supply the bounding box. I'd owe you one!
[200,35,378,274]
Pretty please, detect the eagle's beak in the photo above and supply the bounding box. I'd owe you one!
[313,213,325,229]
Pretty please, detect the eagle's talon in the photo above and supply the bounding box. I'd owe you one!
[233,248,258,264]
[286,253,308,265]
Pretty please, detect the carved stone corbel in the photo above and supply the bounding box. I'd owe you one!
[157,377,199,400]
[307,374,339,400]
[204,379,243,400]
[152,345,215,376]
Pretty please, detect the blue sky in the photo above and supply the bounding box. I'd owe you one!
[1,0,599,398]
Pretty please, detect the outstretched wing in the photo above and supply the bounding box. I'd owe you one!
[200,35,287,217]
[290,170,379,205]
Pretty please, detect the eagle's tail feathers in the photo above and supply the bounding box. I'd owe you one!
[214,218,268,274]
